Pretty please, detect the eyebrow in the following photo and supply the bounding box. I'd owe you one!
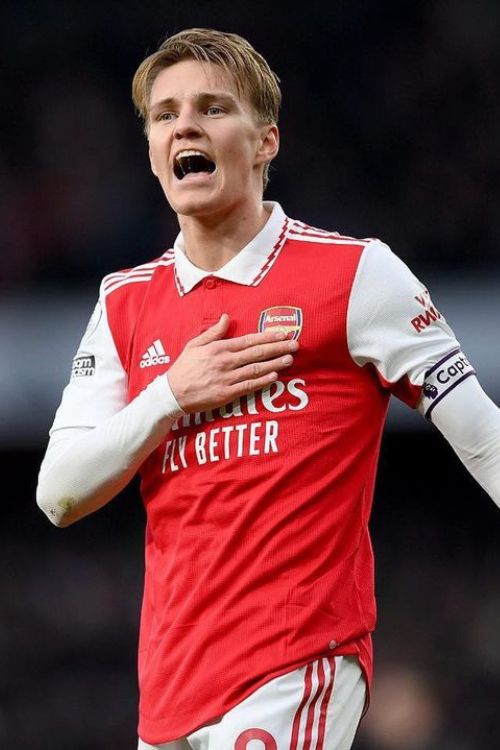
[149,91,239,116]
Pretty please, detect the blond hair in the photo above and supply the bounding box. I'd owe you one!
[132,28,281,189]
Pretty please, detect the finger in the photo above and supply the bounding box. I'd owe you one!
[227,354,294,386]
[225,370,281,400]
[224,328,291,352]
[231,338,298,368]
[188,313,230,348]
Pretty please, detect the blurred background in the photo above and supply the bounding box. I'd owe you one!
[1,0,499,747]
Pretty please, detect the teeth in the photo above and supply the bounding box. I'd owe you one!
[173,150,216,180]
[176,149,210,160]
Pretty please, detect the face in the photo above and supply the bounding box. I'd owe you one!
[147,59,279,219]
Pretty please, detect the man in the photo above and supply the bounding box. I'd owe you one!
[37,28,500,750]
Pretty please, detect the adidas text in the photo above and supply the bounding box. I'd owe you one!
[140,339,171,368]
[140,354,171,368]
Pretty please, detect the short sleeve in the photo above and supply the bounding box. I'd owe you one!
[346,240,475,409]
[50,284,128,433]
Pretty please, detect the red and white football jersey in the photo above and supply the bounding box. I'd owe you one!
[50,202,473,744]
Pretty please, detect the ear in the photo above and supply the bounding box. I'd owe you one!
[256,124,280,166]
[148,145,159,177]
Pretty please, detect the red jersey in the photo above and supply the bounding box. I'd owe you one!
[51,203,465,743]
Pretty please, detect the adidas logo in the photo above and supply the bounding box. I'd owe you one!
[140,339,171,368]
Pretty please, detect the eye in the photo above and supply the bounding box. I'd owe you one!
[157,111,176,122]
[206,105,224,116]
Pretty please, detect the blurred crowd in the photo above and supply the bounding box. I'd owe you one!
[1,0,500,291]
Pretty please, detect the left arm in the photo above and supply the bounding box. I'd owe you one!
[347,239,500,506]
[418,375,500,506]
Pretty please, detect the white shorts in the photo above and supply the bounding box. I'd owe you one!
[138,655,366,750]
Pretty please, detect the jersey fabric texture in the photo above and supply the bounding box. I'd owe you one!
[50,203,466,744]
[137,655,365,750]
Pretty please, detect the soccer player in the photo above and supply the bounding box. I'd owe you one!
[37,28,500,750]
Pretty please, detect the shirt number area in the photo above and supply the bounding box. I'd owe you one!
[235,728,278,749]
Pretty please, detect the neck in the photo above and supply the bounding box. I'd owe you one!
[178,200,271,272]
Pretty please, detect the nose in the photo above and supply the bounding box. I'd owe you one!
[173,105,203,140]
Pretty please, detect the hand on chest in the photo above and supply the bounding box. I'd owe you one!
[130,275,348,394]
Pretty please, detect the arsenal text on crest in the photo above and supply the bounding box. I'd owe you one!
[258,306,303,341]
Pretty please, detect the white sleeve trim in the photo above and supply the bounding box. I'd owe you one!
[421,376,500,507]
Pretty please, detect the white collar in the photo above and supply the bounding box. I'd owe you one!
[173,201,288,295]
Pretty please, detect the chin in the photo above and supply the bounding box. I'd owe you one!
[166,189,228,218]
[169,198,217,218]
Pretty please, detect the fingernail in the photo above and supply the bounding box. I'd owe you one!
[283,355,293,365]
[289,340,299,351]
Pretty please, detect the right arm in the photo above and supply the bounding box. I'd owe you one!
[37,304,297,527]
[36,374,182,527]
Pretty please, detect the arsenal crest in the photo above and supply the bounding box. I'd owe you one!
[258,306,303,341]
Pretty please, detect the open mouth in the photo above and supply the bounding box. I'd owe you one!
[173,150,217,180]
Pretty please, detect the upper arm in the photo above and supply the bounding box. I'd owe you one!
[347,240,475,409]
[49,290,128,436]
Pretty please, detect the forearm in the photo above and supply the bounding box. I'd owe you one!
[37,375,183,527]
[421,377,500,506]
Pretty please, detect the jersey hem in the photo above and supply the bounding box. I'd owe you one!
[137,633,373,745]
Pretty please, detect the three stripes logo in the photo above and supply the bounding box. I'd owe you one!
[290,657,336,750]
[140,339,171,368]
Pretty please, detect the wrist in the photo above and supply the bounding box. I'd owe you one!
[152,374,186,419]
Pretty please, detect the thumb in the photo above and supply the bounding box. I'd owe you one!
[190,313,230,347]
